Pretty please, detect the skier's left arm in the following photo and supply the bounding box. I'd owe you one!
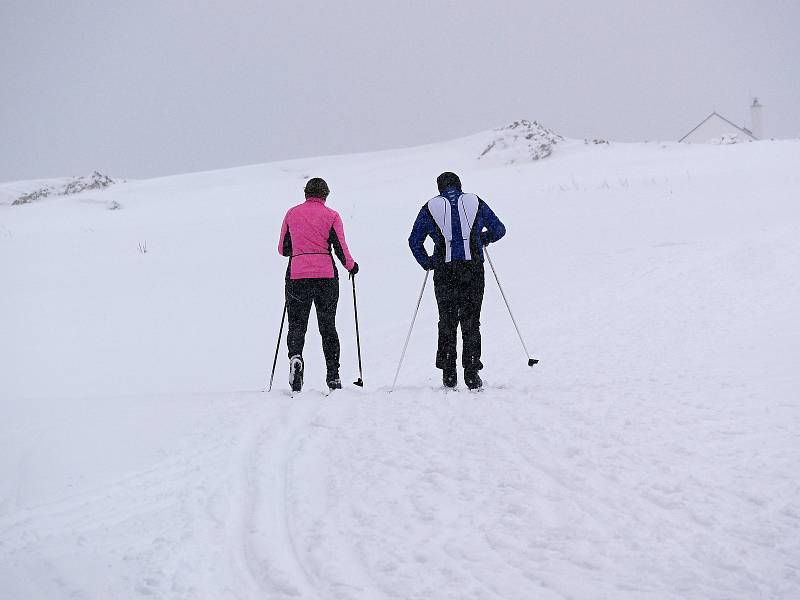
[478,199,506,246]
[329,213,357,272]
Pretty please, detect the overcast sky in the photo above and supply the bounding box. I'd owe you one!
[2,0,799,181]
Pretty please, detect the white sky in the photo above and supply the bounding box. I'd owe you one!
[2,0,799,181]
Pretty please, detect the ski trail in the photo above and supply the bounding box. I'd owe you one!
[0,392,326,600]
[229,397,322,599]
[285,390,390,600]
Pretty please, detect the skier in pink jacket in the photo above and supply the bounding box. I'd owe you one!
[278,177,359,392]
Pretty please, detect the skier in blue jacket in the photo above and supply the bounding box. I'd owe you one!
[408,172,506,389]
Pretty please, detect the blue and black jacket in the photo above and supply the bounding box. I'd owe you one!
[408,187,506,270]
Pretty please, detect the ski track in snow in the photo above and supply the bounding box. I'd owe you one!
[1,385,798,599]
[0,393,327,599]
[232,397,320,598]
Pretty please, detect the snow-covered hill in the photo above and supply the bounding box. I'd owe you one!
[1,128,799,599]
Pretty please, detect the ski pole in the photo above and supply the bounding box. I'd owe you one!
[351,274,364,387]
[390,269,430,392]
[267,302,288,391]
[484,247,538,366]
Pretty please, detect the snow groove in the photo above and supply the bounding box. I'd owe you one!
[231,398,323,599]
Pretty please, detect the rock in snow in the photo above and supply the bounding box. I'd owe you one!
[10,171,116,205]
[479,119,564,163]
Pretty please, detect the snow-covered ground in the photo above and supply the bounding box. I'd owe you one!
[1,129,799,599]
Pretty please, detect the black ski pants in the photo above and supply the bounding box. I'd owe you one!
[433,261,485,372]
[285,278,340,377]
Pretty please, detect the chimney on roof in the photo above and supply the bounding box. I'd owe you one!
[750,97,763,139]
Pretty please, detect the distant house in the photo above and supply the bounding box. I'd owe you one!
[680,99,763,144]
[680,112,757,143]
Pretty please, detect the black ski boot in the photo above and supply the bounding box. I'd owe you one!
[326,373,342,391]
[289,355,304,392]
[464,370,483,391]
[443,367,457,388]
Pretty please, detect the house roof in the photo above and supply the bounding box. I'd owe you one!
[679,111,757,142]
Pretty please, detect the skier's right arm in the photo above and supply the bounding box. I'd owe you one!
[408,206,434,270]
[278,215,292,256]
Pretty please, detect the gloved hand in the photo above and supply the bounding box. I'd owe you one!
[348,262,359,278]
[481,231,490,247]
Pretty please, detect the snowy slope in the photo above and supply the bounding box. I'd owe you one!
[1,129,799,599]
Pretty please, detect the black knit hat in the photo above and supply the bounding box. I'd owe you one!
[437,171,461,193]
[304,177,330,198]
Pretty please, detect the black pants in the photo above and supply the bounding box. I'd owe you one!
[286,278,340,377]
[433,261,485,372]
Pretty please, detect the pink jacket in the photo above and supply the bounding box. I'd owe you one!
[278,197,356,279]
